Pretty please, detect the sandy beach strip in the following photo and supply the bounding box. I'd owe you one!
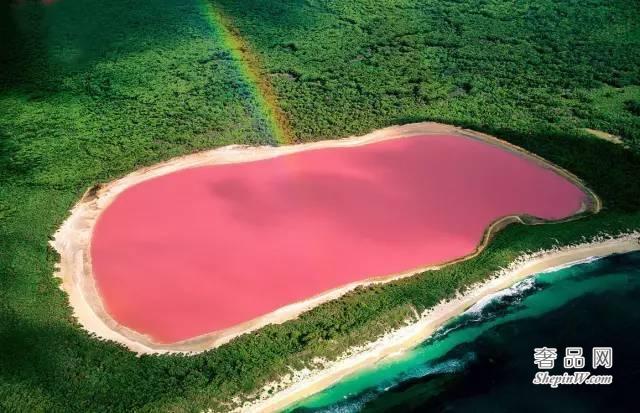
[233,233,640,413]
[51,122,598,354]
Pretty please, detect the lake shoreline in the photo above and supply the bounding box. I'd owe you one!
[50,122,598,354]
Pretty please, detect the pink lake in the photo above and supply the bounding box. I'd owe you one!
[91,134,587,343]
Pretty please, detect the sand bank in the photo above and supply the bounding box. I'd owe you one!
[583,128,623,145]
[233,233,640,413]
[51,122,598,354]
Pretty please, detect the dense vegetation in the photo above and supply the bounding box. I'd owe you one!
[216,0,640,148]
[1,0,639,412]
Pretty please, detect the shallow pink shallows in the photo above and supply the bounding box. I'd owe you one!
[91,135,587,343]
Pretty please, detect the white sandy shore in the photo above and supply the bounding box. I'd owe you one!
[583,128,623,145]
[232,233,640,413]
[51,122,599,354]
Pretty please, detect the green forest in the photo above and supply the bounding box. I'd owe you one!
[215,0,640,147]
[1,0,640,412]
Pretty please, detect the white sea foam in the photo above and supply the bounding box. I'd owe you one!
[407,352,474,379]
[325,391,377,413]
[538,255,601,274]
[466,276,537,315]
[325,353,476,413]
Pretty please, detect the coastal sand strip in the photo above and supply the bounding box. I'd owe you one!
[51,122,599,354]
[234,233,640,413]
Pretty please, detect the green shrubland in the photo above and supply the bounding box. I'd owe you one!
[216,0,640,146]
[1,0,639,412]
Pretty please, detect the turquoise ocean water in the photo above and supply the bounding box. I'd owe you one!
[288,251,640,412]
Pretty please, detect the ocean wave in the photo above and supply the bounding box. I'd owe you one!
[380,352,476,393]
[405,352,475,378]
[321,353,476,413]
[320,391,377,413]
[325,354,475,413]
[427,277,541,341]
[465,277,537,317]
[539,255,601,274]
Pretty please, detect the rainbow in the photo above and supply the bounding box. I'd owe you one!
[201,1,293,144]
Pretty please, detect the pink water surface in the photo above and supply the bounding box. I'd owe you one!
[91,135,587,343]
